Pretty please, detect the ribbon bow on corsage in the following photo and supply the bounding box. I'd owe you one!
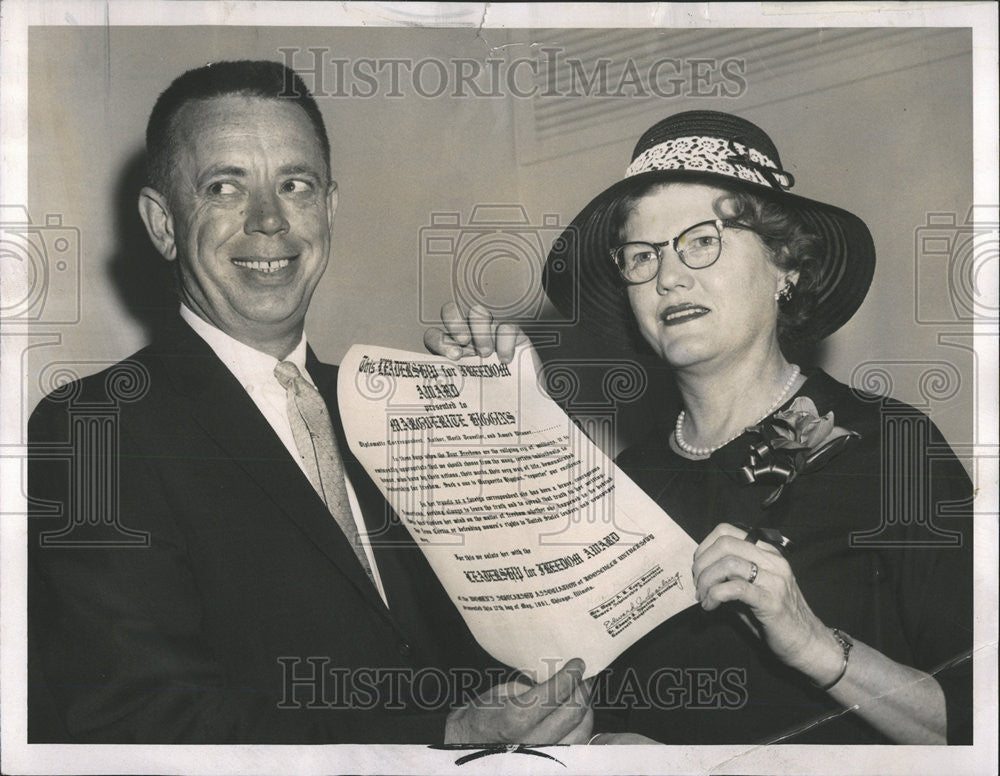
[739,396,859,507]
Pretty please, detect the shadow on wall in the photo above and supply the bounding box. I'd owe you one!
[107,149,178,340]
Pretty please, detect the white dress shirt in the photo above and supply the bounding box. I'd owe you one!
[180,305,387,605]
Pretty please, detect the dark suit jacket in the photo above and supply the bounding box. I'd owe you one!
[28,319,494,743]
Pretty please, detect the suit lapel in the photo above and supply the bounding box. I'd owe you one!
[305,350,407,613]
[155,320,391,615]
[306,349,436,620]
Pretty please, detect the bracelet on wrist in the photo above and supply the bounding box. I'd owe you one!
[813,627,853,692]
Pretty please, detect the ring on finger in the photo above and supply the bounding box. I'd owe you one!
[747,561,759,585]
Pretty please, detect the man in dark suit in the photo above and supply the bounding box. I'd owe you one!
[28,60,591,744]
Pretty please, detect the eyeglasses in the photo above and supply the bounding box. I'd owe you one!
[610,219,756,283]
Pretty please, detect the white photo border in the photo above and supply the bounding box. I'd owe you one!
[2,2,996,774]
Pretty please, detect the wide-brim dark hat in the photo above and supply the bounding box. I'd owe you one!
[543,110,875,351]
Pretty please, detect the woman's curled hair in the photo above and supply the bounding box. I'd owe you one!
[714,189,824,347]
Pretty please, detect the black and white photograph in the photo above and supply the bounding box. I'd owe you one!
[1,3,996,774]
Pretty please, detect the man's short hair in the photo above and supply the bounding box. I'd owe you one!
[145,60,331,196]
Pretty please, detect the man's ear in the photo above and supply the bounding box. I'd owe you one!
[138,187,177,261]
[326,180,339,232]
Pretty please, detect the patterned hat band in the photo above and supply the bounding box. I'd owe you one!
[625,135,796,192]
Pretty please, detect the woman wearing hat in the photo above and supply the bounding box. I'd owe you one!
[424,111,972,745]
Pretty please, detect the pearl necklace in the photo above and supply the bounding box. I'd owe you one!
[673,364,801,458]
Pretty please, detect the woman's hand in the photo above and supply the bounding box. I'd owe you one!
[424,302,531,364]
[693,523,948,743]
[692,523,844,686]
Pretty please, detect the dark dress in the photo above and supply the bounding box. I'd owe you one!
[594,369,973,744]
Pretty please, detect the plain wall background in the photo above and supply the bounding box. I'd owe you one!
[24,25,973,458]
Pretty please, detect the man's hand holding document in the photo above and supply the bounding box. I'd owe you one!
[339,321,696,682]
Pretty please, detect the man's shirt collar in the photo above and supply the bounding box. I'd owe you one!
[179,304,311,389]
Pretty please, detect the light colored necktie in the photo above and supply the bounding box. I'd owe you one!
[273,361,375,584]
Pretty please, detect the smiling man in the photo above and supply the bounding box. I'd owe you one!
[27,60,591,745]
[140,88,334,359]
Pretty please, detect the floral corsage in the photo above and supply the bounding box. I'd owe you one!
[739,396,860,507]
